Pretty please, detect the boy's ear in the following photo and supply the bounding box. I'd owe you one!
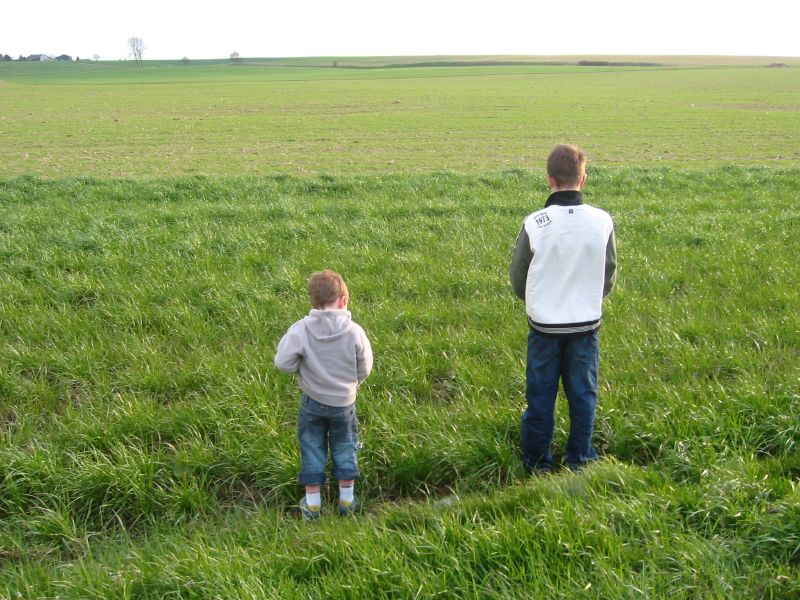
[337,295,348,309]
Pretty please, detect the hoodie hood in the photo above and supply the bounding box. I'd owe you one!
[304,309,355,341]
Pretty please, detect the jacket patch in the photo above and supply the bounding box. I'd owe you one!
[534,212,551,228]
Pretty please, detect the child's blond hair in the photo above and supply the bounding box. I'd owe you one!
[308,270,349,309]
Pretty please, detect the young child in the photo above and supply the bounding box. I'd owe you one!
[274,270,373,519]
[509,144,617,473]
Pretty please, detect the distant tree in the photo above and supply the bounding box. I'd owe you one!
[2,54,12,62]
[128,36,145,66]
[93,54,100,61]
[18,55,27,61]
[181,56,191,65]
[230,51,241,64]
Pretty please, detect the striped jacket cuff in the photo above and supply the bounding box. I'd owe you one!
[528,317,601,337]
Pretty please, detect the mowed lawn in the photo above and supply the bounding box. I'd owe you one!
[0,58,799,597]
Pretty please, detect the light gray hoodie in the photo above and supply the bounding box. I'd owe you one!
[274,309,373,407]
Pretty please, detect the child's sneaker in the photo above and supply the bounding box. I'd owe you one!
[338,496,358,517]
[300,497,321,521]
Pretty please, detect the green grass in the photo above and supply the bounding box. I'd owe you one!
[0,168,799,597]
[7,459,800,598]
[1,60,799,178]
[1,57,799,597]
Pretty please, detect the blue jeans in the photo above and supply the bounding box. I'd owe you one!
[297,394,360,486]
[521,329,600,470]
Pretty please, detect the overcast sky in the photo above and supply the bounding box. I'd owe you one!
[4,0,799,60]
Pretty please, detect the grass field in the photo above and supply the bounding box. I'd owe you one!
[2,56,799,178]
[1,58,799,597]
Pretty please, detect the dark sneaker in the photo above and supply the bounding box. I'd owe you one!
[525,464,555,477]
[567,457,599,472]
[300,497,321,521]
[338,496,358,517]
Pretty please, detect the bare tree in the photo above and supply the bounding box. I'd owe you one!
[128,36,144,66]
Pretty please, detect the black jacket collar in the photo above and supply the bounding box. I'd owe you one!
[545,190,583,208]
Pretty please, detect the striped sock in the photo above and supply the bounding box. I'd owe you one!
[339,485,354,504]
[305,491,321,508]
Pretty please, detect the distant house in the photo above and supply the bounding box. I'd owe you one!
[27,54,52,61]
[56,54,73,61]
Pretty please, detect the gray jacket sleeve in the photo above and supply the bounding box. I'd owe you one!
[355,327,374,384]
[603,228,617,298]
[509,225,533,300]
[274,324,303,373]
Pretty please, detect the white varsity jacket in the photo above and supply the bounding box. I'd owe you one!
[509,190,617,337]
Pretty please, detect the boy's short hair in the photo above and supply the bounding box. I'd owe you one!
[547,144,587,188]
[308,270,349,309]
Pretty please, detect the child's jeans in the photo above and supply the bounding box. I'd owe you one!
[297,394,360,486]
[521,329,600,471]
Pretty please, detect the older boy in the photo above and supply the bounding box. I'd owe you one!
[509,144,616,472]
[275,270,373,519]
